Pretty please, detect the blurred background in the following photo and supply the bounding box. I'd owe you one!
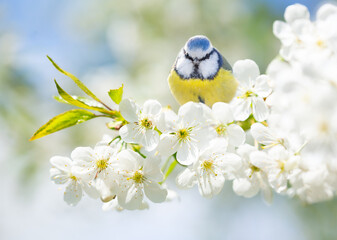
[1,0,337,239]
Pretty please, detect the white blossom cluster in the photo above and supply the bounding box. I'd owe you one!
[50,3,337,210]
[267,3,337,203]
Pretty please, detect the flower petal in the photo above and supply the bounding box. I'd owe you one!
[120,124,159,151]
[178,102,205,125]
[249,151,272,170]
[252,97,268,122]
[217,153,242,173]
[197,172,225,198]
[144,182,167,203]
[64,180,82,206]
[50,168,69,184]
[71,147,95,164]
[157,109,178,133]
[176,168,197,188]
[233,59,260,88]
[250,123,276,145]
[81,181,100,199]
[142,129,160,151]
[237,144,257,159]
[284,4,310,23]
[118,183,144,210]
[269,172,287,193]
[231,98,252,121]
[268,146,289,161]
[201,138,228,155]
[317,3,337,21]
[143,156,163,182]
[119,98,139,122]
[142,99,162,116]
[115,150,142,171]
[227,124,245,146]
[254,75,272,98]
[194,126,215,149]
[120,123,142,144]
[232,178,259,198]
[273,20,294,45]
[212,102,233,124]
[72,165,96,182]
[50,156,73,172]
[156,134,179,157]
[176,142,198,165]
[94,145,116,161]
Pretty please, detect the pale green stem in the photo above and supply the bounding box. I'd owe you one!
[160,156,178,184]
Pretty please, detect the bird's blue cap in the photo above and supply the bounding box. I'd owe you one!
[186,36,210,51]
[184,35,212,58]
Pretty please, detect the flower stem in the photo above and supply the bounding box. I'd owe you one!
[160,157,178,184]
[161,156,172,172]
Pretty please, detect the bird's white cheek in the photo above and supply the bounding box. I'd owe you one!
[176,57,194,78]
[199,54,219,79]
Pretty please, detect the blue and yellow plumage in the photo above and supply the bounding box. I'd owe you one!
[168,35,238,107]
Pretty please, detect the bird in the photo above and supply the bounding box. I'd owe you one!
[168,35,238,107]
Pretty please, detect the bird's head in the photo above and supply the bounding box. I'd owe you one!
[175,35,221,79]
[184,35,213,60]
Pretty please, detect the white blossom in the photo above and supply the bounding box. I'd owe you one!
[176,139,241,198]
[119,98,162,151]
[71,144,119,198]
[50,156,98,206]
[115,150,167,210]
[250,123,287,149]
[250,146,299,194]
[288,163,334,203]
[205,102,245,147]
[274,4,337,60]
[231,59,272,122]
[156,101,212,165]
[232,144,273,203]
[268,3,337,203]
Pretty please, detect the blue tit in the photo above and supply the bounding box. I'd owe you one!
[168,35,238,107]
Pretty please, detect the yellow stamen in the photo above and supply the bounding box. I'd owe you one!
[239,90,257,99]
[70,175,77,181]
[320,121,329,133]
[177,128,191,143]
[249,165,260,178]
[140,117,153,129]
[278,161,285,172]
[316,40,325,48]
[201,159,217,176]
[130,170,144,184]
[96,159,108,170]
[215,124,227,136]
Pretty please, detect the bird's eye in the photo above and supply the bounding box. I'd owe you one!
[183,50,194,61]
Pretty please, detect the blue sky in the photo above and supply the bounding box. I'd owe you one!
[2,0,328,67]
[0,0,333,93]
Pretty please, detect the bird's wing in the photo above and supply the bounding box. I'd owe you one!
[221,55,233,72]
[214,48,232,72]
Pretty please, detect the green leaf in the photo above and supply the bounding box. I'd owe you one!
[47,55,101,103]
[55,95,104,108]
[73,96,104,108]
[30,109,97,141]
[108,84,123,104]
[54,80,112,114]
[53,95,68,104]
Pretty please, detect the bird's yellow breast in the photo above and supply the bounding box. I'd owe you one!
[168,68,238,107]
